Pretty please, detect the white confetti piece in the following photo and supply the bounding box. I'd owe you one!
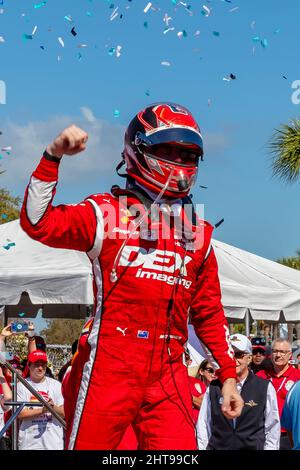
[0,36,5,43]
[163,27,174,34]
[57,55,62,61]
[110,7,119,21]
[77,44,88,48]
[229,7,239,13]
[1,146,12,152]
[144,2,152,14]
[64,15,72,22]
[116,45,122,58]
[161,61,171,66]
[58,36,64,47]
[202,5,211,17]
[251,20,256,30]
[163,13,172,26]
[32,25,38,36]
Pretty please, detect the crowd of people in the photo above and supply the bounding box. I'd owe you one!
[1,321,300,450]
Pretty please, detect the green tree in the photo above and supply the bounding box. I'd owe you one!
[0,188,21,223]
[40,319,85,345]
[277,249,300,270]
[269,119,300,183]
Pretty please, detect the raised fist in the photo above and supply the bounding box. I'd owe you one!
[46,125,89,158]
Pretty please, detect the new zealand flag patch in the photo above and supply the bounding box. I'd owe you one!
[137,330,149,339]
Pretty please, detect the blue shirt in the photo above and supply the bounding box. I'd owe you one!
[281,380,300,450]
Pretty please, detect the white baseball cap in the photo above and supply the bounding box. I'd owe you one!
[230,334,252,354]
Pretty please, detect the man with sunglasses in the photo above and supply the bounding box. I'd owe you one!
[20,102,242,450]
[197,333,280,450]
[257,338,300,449]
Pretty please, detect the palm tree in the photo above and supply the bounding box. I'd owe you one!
[269,119,300,182]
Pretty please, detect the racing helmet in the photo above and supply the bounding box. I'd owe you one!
[122,102,204,198]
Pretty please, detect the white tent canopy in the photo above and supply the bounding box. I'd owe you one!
[0,220,93,319]
[212,239,300,322]
[1,220,300,322]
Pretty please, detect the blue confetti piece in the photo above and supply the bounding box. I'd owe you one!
[34,1,46,8]
[213,31,220,37]
[252,36,260,43]
[113,109,120,118]
[108,47,115,55]
[86,11,92,16]
[145,89,150,96]
[3,242,16,250]
[23,34,33,41]
[18,312,25,317]
[261,38,268,48]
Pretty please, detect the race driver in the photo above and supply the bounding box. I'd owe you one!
[20,102,243,450]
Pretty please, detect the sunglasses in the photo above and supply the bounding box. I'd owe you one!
[204,367,215,374]
[234,351,248,359]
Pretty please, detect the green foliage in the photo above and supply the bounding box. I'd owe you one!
[269,119,300,183]
[277,250,300,271]
[0,188,21,223]
[40,319,85,345]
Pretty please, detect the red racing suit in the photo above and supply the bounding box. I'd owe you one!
[20,154,236,450]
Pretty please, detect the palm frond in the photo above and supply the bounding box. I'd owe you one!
[269,119,300,183]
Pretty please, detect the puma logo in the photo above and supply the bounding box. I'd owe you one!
[116,327,128,336]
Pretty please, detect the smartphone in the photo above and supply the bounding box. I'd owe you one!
[11,321,29,334]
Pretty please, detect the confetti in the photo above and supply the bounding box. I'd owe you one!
[23,34,33,41]
[18,313,25,317]
[77,44,88,48]
[110,7,119,21]
[71,26,77,36]
[0,36,5,43]
[283,75,287,80]
[144,21,148,28]
[113,109,120,118]
[163,27,174,34]
[250,20,256,30]
[163,13,172,26]
[273,28,280,34]
[229,6,239,13]
[1,146,12,152]
[78,52,82,61]
[108,47,115,56]
[116,45,122,58]
[144,2,152,14]
[261,38,268,48]
[201,5,211,17]
[3,242,16,250]
[64,15,72,22]
[58,37,65,47]
[161,61,171,66]
[86,11,92,17]
[213,31,220,37]
[145,89,150,96]
[252,36,260,43]
[214,218,224,228]
[34,1,46,8]
[32,25,38,36]
[177,30,187,38]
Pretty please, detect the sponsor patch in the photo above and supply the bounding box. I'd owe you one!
[137,330,149,339]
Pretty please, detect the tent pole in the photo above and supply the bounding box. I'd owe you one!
[245,310,250,337]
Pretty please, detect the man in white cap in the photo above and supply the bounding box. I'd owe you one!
[197,333,281,450]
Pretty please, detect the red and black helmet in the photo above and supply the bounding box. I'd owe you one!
[123,102,203,198]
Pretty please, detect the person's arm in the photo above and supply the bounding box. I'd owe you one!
[264,382,281,450]
[190,242,243,419]
[192,394,204,410]
[18,407,46,420]
[196,388,211,450]
[0,323,13,352]
[27,322,37,354]
[0,369,12,411]
[20,126,97,253]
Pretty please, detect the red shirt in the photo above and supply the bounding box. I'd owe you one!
[188,376,206,423]
[257,365,300,425]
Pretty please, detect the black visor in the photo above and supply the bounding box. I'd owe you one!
[135,127,203,156]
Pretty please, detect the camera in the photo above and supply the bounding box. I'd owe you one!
[11,321,29,334]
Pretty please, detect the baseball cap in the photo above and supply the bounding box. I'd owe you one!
[28,350,48,364]
[230,334,252,354]
[252,345,266,353]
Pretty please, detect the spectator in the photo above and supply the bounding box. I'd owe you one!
[197,334,280,450]
[184,349,206,424]
[250,345,266,374]
[197,360,217,387]
[281,381,300,450]
[57,340,78,383]
[17,350,64,450]
[0,366,12,450]
[23,324,54,379]
[257,338,300,450]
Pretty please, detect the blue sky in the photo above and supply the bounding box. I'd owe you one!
[1,0,300,263]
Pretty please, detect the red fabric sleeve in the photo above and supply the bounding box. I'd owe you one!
[20,156,97,253]
[190,248,237,383]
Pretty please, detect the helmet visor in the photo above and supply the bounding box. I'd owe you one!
[135,127,203,156]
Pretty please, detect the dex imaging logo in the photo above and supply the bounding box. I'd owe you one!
[291,80,300,105]
[0,80,6,104]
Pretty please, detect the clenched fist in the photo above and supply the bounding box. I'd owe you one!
[46,125,89,158]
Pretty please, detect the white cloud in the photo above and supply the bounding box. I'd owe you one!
[0,113,125,195]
